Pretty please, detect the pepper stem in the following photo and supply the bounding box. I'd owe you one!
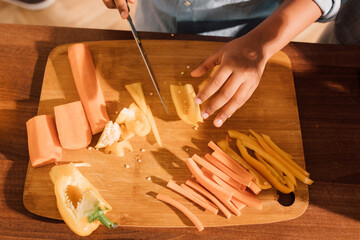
[88,207,118,229]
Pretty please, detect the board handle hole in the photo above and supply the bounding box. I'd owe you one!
[277,191,295,207]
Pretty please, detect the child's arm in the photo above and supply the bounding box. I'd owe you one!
[192,0,322,127]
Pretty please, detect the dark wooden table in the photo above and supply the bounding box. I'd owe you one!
[0,23,359,239]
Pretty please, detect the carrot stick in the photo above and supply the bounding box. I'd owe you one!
[193,154,249,189]
[206,153,252,187]
[212,174,262,210]
[200,168,241,216]
[247,181,262,195]
[156,193,204,231]
[186,158,233,202]
[216,140,271,190]
[231,197,247,211]
[180,184,217,210]
[167,180,218,215]
[185,180,232,219]
[208,141,253,180]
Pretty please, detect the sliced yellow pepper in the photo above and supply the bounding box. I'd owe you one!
[249,129,313,185]
[170,84,203,126]
[216,140,271,190]
[236,140,295,194]
[49,163,117,236]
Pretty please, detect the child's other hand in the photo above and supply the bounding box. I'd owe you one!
[103,0,136,19]
[191,37,267,127]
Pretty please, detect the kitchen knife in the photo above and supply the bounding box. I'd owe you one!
[120,1,168,113]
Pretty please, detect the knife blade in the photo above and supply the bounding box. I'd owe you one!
[119,1,168,113]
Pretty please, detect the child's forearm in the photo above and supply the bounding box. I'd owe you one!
[246,0,322,60]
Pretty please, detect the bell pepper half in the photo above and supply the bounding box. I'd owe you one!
[49,163,117,236]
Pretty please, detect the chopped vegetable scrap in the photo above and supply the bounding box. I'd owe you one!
[170,84,203,126]
[49,163,117,236]
[95,121,121,149]
[124,82,162,147]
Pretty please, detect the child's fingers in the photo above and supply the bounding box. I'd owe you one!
[191,50,221,78]
[114,0,129,18]
[103,0,117,8]
[213,81,254,127]
[194,65,233,113]
[201,73,244,118]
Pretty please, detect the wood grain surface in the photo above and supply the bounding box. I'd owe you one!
[23,40,308,227]
[0,24,359,239]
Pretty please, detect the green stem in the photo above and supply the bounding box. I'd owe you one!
[88,207,118,229]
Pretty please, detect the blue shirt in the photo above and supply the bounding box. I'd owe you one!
[134,0,341,37]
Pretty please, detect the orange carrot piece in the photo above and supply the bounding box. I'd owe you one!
[180,184,217,209]
[205,153,251,187]
[200,168,241,216]
[167,180,219,215]
[248,181,262,195]
[212,175,262,210]
[192,154,246,190]
[156,193,204,231]
[26,115,62,168]
[208,141,253,180]
[231,197,247,211]
[185,180,232,219]
[186,158,233,203]
[68,43,109,134]
[54,101,92,149]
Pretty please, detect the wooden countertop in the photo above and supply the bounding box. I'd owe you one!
[0,23,359,239]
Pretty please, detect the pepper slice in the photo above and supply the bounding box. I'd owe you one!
[49,163,117,236]
[170,84,203,126]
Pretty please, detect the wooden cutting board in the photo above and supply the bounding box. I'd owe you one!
[23,40,308,227]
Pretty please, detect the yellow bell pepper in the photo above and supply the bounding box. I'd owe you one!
[49,163,117,236]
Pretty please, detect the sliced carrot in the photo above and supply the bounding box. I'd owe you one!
[185,158,233,203]
[247,181,262,195]
[236,139,295,194]
[167,180,218,215]
[68,43,109,135]
[212,174,262,210]
[26,115,62,168]
[231,197,247,211]
[200,168,241,216]
[208,141,253,180]
[209,152,252,187]
[216,140,271,190]
[192,154,248,189]
[185,180,232,219]
[180,184,217,210]
[156,193,204,231]
[54,101,92,149]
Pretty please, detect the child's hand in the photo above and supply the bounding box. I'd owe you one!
[191,37,267,127]
[103,0,136,19]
